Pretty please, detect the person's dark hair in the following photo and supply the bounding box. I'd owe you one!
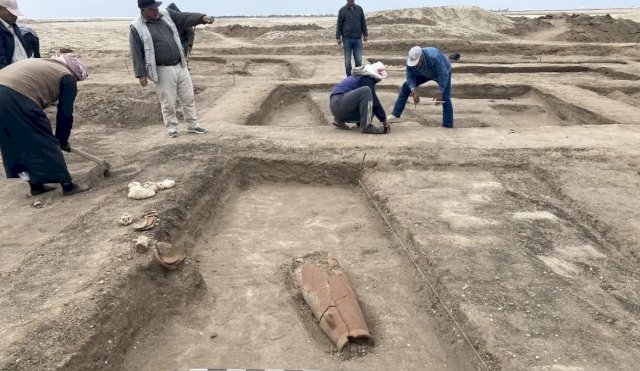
[167,3,180,12]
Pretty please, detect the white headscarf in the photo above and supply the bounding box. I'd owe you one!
[353,61,387,81]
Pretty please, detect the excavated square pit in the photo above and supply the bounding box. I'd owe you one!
[106,162,475,371]
[249,84,611,128]
[67,84,210,129]
[372,89,568,128]
[189,56,297,80]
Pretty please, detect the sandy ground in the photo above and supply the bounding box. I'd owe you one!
[2,6,640,371]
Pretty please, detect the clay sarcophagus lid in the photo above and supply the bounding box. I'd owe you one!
[293,253,374,351]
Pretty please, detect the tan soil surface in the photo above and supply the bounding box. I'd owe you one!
[624,10,640,22]
[2,6,640,371]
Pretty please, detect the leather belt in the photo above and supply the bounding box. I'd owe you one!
[156,61,180,67]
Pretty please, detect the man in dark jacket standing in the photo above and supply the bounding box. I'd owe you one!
[336,0,368,77]
[166,3,196,59]
[17,23,39,58]
[0,0,28,69]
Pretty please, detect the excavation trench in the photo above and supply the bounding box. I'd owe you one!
[206,41,625,57]
[67,159,477,371]
[246,83,617,128]
[376,61,640,81]
[71,83,210,129]
[578,85,640,107]
[189,57,299,80]
[368,56,630,66]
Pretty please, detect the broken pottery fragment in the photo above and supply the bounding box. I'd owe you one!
[126,180,174,199]
[293,252,374,351]
[160,179,176,189]
[128,186,156,200]
[132,214,157,231]
[143,182,159,193]
[134,236,151,253]
[119,213,133,226]
[153,242,185,270]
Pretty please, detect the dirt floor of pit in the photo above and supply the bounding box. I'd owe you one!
[118,184,475,370]
[2,7,640,371]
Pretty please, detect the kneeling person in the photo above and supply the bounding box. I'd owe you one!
[0,56,91,196]
[330,62,389,134]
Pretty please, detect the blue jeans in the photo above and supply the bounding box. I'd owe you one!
[343,37,363,77]
[392,74,454,128]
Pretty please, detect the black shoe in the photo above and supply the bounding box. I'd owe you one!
[449,53,461,61]
[361,124,385,134]
[62,182,91,196]
[332,121,350,130]
[187,127,207,134]
[29,183,56,196]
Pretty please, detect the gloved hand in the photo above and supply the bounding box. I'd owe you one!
[60,142,71,152]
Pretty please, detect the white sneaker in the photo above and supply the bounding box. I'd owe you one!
[386,114,399,123]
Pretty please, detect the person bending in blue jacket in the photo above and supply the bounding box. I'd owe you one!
[388,46,454,128]
[329,62,390,134]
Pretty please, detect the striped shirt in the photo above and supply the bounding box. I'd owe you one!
[129,9,205,77]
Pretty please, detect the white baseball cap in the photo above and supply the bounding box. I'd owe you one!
[0,0,23,16]
[406,46,423,67]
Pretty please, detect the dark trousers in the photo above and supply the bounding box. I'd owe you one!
[392,74,454,128]
[0,86,72,184]
[343,37,363,77]
[330,86,373,129]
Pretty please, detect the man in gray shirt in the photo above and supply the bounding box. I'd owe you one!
[129,0,213,138]
[336,0,368,77]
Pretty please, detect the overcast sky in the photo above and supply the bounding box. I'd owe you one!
[17,0,640,18]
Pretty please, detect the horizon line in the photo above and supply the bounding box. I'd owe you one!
[19,5,639,22]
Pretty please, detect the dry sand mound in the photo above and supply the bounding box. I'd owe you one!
[365,6,514,41]
[606,90,640,106]
[255,29,333,43]
[213,24,323,38]
[500,16,555,36]
[217,7,515,44]
[498,13,640,43]
[367,6,514,32]
[558,14,640,42]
